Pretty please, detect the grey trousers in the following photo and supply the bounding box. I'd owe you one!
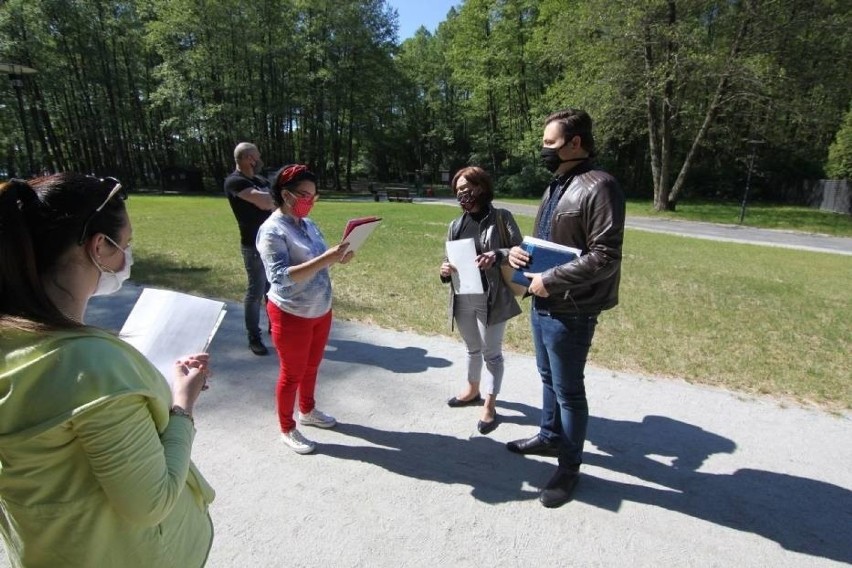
[453,293,507,396]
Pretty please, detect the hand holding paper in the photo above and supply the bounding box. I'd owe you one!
[324,241,352,265]
[440,261,454,279]
[173,353,211,402]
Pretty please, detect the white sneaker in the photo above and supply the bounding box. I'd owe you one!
[280,429,316,454]
[298,408,337,429]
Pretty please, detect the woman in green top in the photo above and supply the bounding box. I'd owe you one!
[0,174,215,568]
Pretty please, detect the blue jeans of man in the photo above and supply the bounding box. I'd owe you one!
[241,244,268,340]
[531,308,598,467]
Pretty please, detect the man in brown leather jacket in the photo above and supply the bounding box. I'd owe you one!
[506,108,625,508]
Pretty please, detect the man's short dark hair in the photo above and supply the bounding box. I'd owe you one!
[545,108,596,157]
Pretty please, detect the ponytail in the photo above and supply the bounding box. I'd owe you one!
[0,179,43,305]
[0,178,84,331]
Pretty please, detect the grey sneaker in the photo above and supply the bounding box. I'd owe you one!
[298,408,337,429]
[280,429,316,454]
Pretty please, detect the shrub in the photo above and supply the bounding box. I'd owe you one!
[495,164,551,197]
[826,105,852,179]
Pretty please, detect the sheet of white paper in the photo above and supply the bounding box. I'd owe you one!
[204,309,228,352]
[119,288,226,385]
[445,239,483,295]
[342,219,382,252]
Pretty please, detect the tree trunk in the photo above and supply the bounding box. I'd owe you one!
[37,87,65,172]
[650,2,677,212]
[27,82,53,173]
[668,2,753,205]
[331,104,342,191]
[487,88,499,174]
[346,86,355,191]
[657,1,676,211]
[644,23,663,206]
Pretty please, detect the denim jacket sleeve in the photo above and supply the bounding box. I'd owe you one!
[257,221,297,289]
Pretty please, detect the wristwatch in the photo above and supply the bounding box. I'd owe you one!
[169,405,194,424]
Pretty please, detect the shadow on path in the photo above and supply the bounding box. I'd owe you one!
[334,400,852,563]
[581,414,852,564]
[322,423,552,505]
[324,338,452,373]
[495,400,542,428]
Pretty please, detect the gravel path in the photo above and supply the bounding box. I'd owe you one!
[3,283,847,567]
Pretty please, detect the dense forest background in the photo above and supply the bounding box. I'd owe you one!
[0,0,849,208]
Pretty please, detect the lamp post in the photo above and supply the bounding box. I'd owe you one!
[0,63,38,176]
[738,139,765,224]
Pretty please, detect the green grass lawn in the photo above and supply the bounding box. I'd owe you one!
[496,197,852,237]
[627,200,852,237]
[127,194,852,411]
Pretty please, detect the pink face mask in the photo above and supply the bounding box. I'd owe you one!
[288,193,315,218]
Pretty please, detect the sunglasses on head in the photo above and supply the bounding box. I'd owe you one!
[77,177,127,245]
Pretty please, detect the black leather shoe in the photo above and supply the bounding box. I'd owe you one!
[477,415,500,435]
[506,435,560,456]
[447,394,483,408]
[540,466,580,508]
[248,337,269,356]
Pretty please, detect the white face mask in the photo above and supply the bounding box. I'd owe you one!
[90,235,133,296]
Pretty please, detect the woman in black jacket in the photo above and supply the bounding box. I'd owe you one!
[439,166,523,434]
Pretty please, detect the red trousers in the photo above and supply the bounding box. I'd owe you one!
[267,303,332,432]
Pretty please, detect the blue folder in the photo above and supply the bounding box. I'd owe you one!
[511,237,582,286]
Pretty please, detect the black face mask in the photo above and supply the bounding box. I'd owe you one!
[539,146,565,173]
[540,144,587,173]
[456,190,478,212]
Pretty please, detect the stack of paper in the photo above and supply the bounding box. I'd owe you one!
[119,288,226,384]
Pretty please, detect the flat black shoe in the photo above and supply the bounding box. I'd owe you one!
[540,466,580,508]
[477,415,500,435]
[249,337,269,356]
[447,394,483,408]
[506,435,560,456]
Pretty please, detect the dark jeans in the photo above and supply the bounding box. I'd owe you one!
[241,244,268,339]
[531,308,598,467]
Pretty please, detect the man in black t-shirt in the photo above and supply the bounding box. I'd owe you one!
[224,142,275,355]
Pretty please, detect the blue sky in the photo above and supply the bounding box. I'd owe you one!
[387,0,460,40]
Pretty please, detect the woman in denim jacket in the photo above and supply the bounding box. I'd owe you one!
[256,165,353,455]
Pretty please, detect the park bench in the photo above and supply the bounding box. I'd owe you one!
[387,189,413,203]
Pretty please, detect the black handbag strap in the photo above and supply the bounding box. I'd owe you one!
[495,209,510,248]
